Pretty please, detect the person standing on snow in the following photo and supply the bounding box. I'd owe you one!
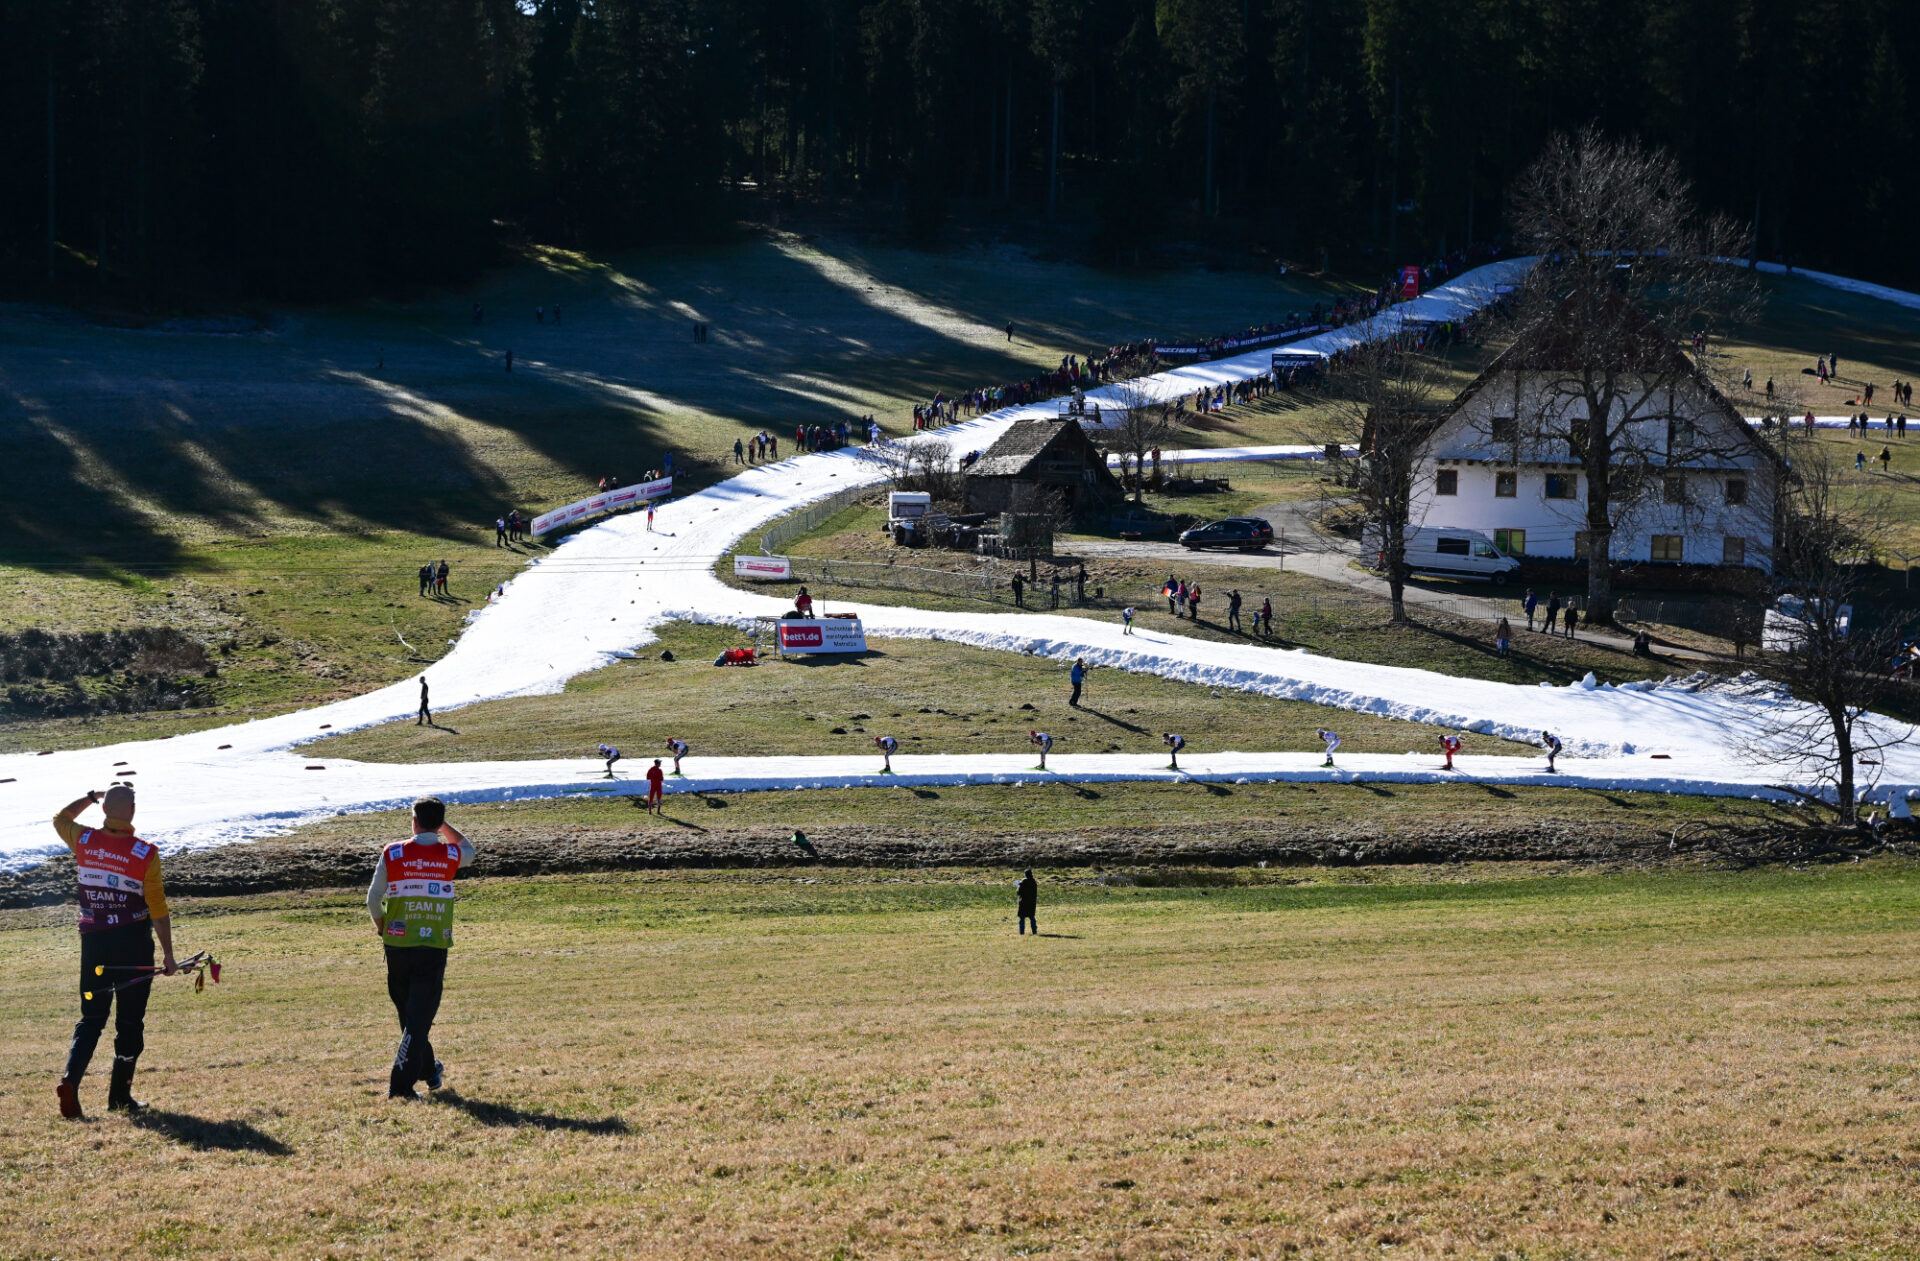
[664,738,689,775]
[597,744,622,778]
[1162,732,1186,770]
[1316,729,1341,768]
[1029,730,1054,769]
[1121,606,1136,635]
[1439,734,1463,770]
[1541,731,1563,773]
[1016,870,1039,936]
[875,735,899,773]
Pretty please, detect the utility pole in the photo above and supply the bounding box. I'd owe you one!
[47,45,56,288]
[1387,72,1400,264]
[1205,89,1216,216]
[1048,65,1062,217]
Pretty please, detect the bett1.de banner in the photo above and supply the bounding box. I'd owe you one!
[775,618,868,654]
[530,476,673,537]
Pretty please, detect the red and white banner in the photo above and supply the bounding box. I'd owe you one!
[775,618,867,654]
[530,476,673,536]
[1400,265,1422,299]
[734,555,793,580]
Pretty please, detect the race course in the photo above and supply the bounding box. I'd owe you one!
[3,256,1912,871]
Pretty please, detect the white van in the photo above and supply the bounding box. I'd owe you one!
[888,492,932,525]
[1368,526,1521,584]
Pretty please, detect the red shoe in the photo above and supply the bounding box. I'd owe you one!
[56,1079,82,1119]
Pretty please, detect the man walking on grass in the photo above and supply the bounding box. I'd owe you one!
[53,786,180,1118]
[1016,870,1039,935]
[369,797,472,1101]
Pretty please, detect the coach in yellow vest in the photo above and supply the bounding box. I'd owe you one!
[53,785,181,1119]
[367,796,472,1100]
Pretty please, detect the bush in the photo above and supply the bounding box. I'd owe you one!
[0,628,217,719]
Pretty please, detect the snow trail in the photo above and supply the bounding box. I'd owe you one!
[4,256,1912,870]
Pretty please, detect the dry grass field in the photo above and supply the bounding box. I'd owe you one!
[3,860,1918,1259]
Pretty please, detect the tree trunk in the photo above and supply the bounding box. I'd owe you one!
[1832,705,1855,822]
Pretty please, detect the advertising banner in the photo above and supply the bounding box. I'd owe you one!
[1400,265,1422,298]
[530,476,674,536]
[775,618,867,654]
[734,555,793,580]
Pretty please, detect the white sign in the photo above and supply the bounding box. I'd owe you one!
[735,554,793,580]
[775,618,867,654]
[530,476,674,537]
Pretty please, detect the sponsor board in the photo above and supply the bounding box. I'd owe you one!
[531,476,674,536]
[1400,265,1422,298]
[775,618,867,654]
[734,554,794,580]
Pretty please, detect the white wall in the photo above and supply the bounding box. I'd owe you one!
[1410,371,1777,572]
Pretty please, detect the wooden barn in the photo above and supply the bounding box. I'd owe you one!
[962,419,1126,518]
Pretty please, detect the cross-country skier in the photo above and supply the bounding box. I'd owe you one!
[875,735,898,773]
[1029,730,1053,769]
[664,737,688,775]
[1121,607,1136,635]
[1162,732,1185,770]
[1541,730,1562,773]
[1439,734,1463,770]
[597,744,621,778]
[1316,729,1341,768]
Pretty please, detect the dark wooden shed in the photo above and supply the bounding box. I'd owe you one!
[962,420,1126,518]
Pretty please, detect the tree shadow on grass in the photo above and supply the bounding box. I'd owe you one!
[435,1089,629,1134]
[1079,707,1147,734]
[132,1109,293,1155]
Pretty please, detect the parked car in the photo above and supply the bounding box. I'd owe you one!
[1178,517,1274,551]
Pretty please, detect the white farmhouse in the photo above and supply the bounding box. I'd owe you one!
[1408,327,1780,575]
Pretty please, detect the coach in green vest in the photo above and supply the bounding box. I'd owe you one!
[367,796,473,1101]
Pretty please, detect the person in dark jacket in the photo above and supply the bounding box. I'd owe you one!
[1068,658,1087,707]
[1544,593,1561,634]
[1016,870,1039,935]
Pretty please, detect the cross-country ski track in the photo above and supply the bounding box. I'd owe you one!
[3,256,1914,870]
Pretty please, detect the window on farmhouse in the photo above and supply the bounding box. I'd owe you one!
[1725,477,1748,506]
[1668,418,1697,453]
[1495,472,1517,497]
[1722,536,1747,565]
[1545,474,1577,499]
[1663,472,1687,504]
[1490,416,1518,444]
[1651,534,1685,562]
[1494,529,1526,556]
[1435,469,1458,495]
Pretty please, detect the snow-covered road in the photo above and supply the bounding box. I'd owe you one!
[2,255,1911,871]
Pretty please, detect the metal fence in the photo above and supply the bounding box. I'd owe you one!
[783,554,1494,626]
[759,484,884,556]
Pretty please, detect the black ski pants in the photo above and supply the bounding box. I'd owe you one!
[65,924,154,1083]
[385,946,447,1096]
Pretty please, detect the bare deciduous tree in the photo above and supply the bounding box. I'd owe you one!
[1743,436,1910,824]
[1505,128,1760,625]
[1098,377,1183,504]
[1326,338,1453,623]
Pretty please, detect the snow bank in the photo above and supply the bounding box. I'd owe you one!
[10,255,1908,871]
